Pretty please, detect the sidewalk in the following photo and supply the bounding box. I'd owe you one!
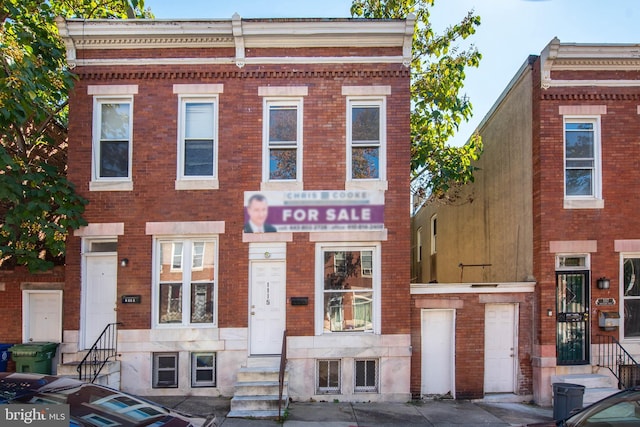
[146,395,554,426]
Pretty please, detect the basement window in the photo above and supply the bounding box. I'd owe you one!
[316,359,341,394]
[153,353,178,388]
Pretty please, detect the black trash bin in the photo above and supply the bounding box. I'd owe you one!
[0,343,11,372]
[552,382,585,420]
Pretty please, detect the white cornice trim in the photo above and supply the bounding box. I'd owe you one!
[69,56,408,68]
[56,16,414,69]
[410,282,536,295]
[544,79,640,88]
[540,37,640,89]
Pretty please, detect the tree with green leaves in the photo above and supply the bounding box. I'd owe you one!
[351,0,483,204]
[0,0,151,271]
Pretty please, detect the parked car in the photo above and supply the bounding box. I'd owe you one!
[528,386,640,426]
[0,372,216,426]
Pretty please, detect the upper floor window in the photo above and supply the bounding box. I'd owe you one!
[348,98,385,180]
[88,85,137,192]
[263,98,303,183]
[179,98,217,178]
[563,116,603,208]
[93,98,133,182]
[173,84,223,190]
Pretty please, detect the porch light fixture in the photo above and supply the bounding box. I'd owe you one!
[547,309,553,317]
[120,258,129,267]
[597,277,610,290]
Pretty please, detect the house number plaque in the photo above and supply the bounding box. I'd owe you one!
[121,295,141,304]
[266,282,270,305]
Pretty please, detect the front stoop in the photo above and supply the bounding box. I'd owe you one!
[551,373,619,407]
[228,362,289,419]
[57,360,121,389]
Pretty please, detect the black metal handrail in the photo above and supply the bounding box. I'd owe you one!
[77,322,123,383]
[595,334,640,389]
[278,329,288,422]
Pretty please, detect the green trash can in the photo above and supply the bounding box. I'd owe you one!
[9,342,59,374]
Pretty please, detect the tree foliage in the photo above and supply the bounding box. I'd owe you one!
[351,0,483,202]
[0,0,151,271]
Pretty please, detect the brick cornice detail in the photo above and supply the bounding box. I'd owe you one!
[541,92,640,101]
[75,69,410,80]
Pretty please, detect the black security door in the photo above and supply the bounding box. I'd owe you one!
[556,272,590,365]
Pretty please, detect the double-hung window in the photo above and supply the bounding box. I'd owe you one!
[348,99,385,181]
[92,96,134,190]
[180,99,217,177]
[174,84,222,190]
[563,116,603,208]
[263,98,303,184]
[622,255,640,339]
[89,85,137,191]
[155,238,217,326]
[318,244,380,334]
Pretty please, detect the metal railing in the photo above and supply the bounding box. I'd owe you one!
[595,334,640,389]
[77,322,122,383]
[278,329,288,422]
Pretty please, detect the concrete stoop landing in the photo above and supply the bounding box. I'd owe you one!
[551,372,620,407]
[228,356,289,419]
[56,358,121,388]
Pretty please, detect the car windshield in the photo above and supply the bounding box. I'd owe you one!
[565,389,640,427]
[2,376,173,427]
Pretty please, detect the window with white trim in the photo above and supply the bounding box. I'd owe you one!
[93,97,133,182]
[319,244,380,333]
[178,97,218,179]
[354,359,378,393]
[347,98,386,181]
[564,117,601,201]
[622,255,640,339]
[153,353,178,388]
[155,238,217,326]
[263,98,303,183]
[430,215,437,255]
[191,352,216,387]
[317,359,341,394]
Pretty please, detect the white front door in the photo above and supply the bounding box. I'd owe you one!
[24,291,62,343]
[83,253,118,349]
[249,260,286,355]
[421,309,455,397]
[484,303,517,393]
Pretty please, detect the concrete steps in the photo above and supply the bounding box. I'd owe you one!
[551,373,619,407]
[57,359,121,389]
[228,358,289,419]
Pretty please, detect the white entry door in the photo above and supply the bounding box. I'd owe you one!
[83,253,118,349]
[484,303,517,393]
[421,309,455,397]
[24,290,62,343]
[249,261,286,355]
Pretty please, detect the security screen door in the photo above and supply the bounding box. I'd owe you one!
[556,272,590,365]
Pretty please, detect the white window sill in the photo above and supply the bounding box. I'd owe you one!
[345,180,388,191]
[563,198,604,209]
[261,181,303,191]
[90,180,133,192]
[175,179,219,190]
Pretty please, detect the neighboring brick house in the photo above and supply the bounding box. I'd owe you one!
[51,14,414,407]
[411,38,640,405]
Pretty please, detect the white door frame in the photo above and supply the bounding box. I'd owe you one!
[421,308,455,397]
[484,303,518,394]
[248,242,287,356]
[22,290,63,343]
[81,241,118,349]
